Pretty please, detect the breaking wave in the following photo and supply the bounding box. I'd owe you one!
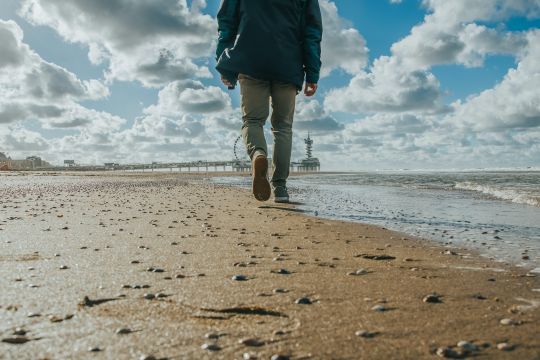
[455,182,540,207]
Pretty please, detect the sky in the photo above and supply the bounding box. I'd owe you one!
[0,0,539,171]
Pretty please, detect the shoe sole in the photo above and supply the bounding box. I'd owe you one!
[252,156,271,201]
[274,197,290,204]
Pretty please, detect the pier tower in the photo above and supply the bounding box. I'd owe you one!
[298,133,320,172]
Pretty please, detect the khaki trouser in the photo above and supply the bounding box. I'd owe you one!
[239,74,297,188]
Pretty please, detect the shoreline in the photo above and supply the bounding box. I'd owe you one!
[1,172,539,359]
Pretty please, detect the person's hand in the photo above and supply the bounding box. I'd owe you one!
[304,82,318,97]
[221,76,233,88]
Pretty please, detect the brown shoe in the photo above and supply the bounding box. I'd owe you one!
[252,155,271,201]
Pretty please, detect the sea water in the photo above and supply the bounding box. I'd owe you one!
[213,171,540,270]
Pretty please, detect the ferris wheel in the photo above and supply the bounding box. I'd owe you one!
[233,135,249,162]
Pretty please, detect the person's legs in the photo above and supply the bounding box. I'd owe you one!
[239,74,271,160]
[239,74,272,201]
[270,81,297,190]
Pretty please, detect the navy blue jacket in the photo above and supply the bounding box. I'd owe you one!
[216,0,323,90]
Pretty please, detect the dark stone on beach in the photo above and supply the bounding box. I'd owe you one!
[239,338,265,347]
[13,328,27,336]
[355,330,378,338]
[201,343,221,351]
[457,341,478,352]
[2,336,30,344]
[122,284,132,289]
[271,355,290,360]
[273,268,291,275]
[88,347,102,352]
[116,328,132,335]
[232,275,248,281]
[273,288,288,294]
[152,268,165,273]
[423,294,442,303]
[59,265,69,270]
[371,305,386,312]
[140,355,157,360]
[144,293,156,300]
[357,254,396,261]
[131,260,140,264]
[295,297,312,305]
[436,347,463,358]
[472,294,487,300]
[204,332,220,339]
[27,312,41,318]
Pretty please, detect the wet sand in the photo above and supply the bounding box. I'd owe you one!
[0,172,539,359]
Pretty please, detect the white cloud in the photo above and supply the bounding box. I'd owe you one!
[0,20,115,130]
[18,0,216,87]
[320,0,368,77]
[0,126,50,152]
[324,0,539,116]
[294,98,343,132]
[325,56,443,113]
[448,30,540,132]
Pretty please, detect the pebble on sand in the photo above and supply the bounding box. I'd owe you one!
[115,327,132,335]
[2,336,30,344]
[239,338,265,347]
[371,305,386,312]
[436,347,463,358]
[232,275,248,281]
[497,342,514,351]
[140,355,157,360]
[271,355,290,360]
[295,297,312,305]
[355,330,378,338]
[144,293,156,300]
[273,268,291,275]
[201,343,221,351]
[457,341,478,352]
[348,269,368,276]
[204,332,220,339]
[500,318,520,326]
[423,294,443,303]
[88,347,102,352]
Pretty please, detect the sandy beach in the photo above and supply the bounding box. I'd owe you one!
[0,172,539,360]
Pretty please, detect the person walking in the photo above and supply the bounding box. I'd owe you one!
[216,0,322,203]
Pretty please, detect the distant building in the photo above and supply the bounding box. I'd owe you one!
[26,156,43,168]
[0,153,51,170]
[104,162,120,170]
[64,160,76,167]
[0,152,10,171]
